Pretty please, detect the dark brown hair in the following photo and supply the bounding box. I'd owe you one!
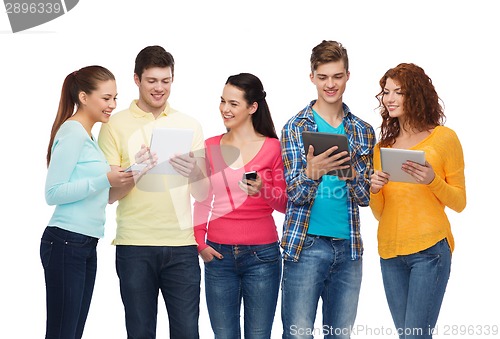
[47,65,115,165]
[134,45,175,80]
[376,63,445,147]
[226,73,278,139]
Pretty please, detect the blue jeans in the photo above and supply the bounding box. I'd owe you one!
[204,240,282,339]
[116,245,201,339]
[40,226,99,339]
[281,235,362,339]
[380,238,451,339]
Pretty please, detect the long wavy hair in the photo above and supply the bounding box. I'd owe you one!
[376,63,445,147]
[225,73,278,139]
[46,65,115,166]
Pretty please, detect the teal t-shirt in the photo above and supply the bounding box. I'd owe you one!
[307,110,350,239]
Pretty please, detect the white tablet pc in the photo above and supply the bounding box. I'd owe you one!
[380,147,425,183]
[302,131,352,177]
[148,127,194,175]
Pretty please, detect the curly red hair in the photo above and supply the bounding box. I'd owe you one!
[376,63,445,147]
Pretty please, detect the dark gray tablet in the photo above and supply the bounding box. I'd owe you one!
[302,131,352,177]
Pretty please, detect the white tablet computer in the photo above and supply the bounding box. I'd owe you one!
[148,127,194,175]
[380,147,425,183]
[302,131,352,177]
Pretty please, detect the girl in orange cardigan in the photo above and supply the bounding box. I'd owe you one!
[370,63,466,339]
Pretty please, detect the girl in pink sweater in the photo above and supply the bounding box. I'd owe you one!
[194,73,286,338]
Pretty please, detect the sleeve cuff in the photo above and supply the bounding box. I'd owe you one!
[90,173,111,193]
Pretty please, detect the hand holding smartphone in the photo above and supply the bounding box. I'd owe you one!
[242,171,258,185]
[123,163,147,172]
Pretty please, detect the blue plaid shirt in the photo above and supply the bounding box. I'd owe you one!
[280,100,375,262]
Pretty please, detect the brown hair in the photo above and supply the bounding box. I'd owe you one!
[46,65,115,166]
[134,45,175,80]
[376,63,445,147]
[310,40,349,73]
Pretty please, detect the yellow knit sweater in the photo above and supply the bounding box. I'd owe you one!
[370,126,466,259]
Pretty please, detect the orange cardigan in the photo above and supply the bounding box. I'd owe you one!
[370,126,466,259]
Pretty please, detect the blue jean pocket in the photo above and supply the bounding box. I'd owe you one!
[204,255,220,265]
[40,239,53,269]
[301,235,317,250]
[253,244,280,263]
[418,238,450,257]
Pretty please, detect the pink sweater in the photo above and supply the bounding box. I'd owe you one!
[194,135,287,252]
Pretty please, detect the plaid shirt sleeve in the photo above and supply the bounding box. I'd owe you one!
[343,113,376,260]
[345,117,376,207]
[280,110,320,262]
[281,122,320,205]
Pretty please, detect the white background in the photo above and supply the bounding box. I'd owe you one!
[1,0,499,338]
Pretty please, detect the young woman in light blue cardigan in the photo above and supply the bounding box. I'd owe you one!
[41,65,135,339]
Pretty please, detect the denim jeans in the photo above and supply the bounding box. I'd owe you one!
[115,245,201,339]
[281,235,362,339]
[40,226,99,339]
[380,238,451,339]
[204,240,282,339]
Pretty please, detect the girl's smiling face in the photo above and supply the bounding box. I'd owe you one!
[219,84,256,130]
[382,77,405,120]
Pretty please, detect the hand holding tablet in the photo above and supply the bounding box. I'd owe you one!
[380,148,426,183]
[147,127,194,175]
[302,131,352,178]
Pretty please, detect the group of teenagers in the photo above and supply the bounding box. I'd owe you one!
[41,40,466,339]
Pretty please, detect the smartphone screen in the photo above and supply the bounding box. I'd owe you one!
[243,171,257,183]
[123,163,147,172]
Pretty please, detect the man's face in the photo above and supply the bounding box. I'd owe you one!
[134,66,173,115]
[310,61,349,105]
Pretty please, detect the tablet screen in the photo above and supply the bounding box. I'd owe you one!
[380,147,425,183]
[302,131,352,177]
[148,127,194,175]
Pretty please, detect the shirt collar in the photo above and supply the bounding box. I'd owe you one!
[129,100,173,119]
[298,100,352,122]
